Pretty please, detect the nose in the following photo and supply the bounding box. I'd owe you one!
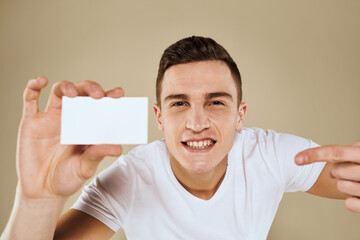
[185,105,210,132]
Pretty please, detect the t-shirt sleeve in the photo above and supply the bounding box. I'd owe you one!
[72,180,121,232]
[72,156,135,232]
[275,132,325,192]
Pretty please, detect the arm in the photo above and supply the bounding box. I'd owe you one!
[1,189,66,240]
[296,141,360,213]
[54,209,114,240]
[1,77,124,240]
[306,162,349,199]
[2,195,114,240]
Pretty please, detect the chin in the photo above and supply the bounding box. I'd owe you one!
[184,160,215,174]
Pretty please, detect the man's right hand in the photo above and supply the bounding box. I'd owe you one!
[0,77,124,240]
[17,77,124,200]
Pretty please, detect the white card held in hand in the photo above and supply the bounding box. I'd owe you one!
[61,96,148,145]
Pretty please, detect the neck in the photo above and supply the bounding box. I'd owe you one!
[170,156,228,200]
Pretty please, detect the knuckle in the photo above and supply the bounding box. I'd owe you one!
[50,82,60,91]
[22,87,29,100]
[76,80,98,87]
[330,166,340,178]
[23,79,39,101]
[23,90,37,102]
[337,180,349,192]
[75,80,103,93]
[26,78,35,86]
[52,80,68,90]
[330,145,344,160]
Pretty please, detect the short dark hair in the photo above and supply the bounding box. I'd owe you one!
[156,36,242,106]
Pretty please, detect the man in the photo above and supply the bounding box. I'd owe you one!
[1,36,360,239]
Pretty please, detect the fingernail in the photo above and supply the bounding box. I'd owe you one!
[96,90,105,97]
[36,77,45,83]
[91,85,104,97]
[65,84,77,97]
[296,155,305,165]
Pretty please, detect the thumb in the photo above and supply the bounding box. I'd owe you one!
[80,144,122,180]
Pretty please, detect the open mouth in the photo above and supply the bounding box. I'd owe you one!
[181,140,216,149]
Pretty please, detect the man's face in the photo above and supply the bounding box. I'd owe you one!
[154,60,246,174]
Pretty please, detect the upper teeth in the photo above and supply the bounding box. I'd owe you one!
[186,140,214,149]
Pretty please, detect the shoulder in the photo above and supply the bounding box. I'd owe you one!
[94,140,167,186]
[125,139,167,161]
[235,127,316,148]
[232,127,318,162]
[231,128,321,192]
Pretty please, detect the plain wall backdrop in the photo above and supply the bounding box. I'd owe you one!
[1,0,359,239]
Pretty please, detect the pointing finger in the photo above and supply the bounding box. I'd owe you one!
[295,145,360,165]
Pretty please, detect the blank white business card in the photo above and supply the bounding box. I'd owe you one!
[61,96,148,145]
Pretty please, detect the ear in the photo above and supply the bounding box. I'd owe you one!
[153,103,164,131]
[235,102,247,131]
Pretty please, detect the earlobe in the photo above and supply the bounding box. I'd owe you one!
[153,104,164,131]
[235,102,247,130]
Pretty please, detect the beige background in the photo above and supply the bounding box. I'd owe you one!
[1,0,359,239]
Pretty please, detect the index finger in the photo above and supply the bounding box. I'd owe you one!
[44,80,78,112]
[295,145,360,165]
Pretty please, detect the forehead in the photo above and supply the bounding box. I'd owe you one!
[161,61,237,101]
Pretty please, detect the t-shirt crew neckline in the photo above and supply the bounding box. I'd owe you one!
[161,141,235,205]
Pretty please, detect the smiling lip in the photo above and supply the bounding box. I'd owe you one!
[181,138,216,152]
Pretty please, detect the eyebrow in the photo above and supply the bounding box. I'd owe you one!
[163,91,233,103]
[164,94,189,103]
[205,92,233,101]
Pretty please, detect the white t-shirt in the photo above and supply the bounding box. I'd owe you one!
[72,128,325,239]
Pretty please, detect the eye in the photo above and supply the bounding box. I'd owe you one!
[211,100,224,106]
[171,101,187,107]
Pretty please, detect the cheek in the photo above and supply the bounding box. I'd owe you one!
[162,112,186,128]
[162,114,185,141]
[209,112,239,143]
[208,111,238,126]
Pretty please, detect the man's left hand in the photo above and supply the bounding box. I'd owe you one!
[295,141,360,213]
